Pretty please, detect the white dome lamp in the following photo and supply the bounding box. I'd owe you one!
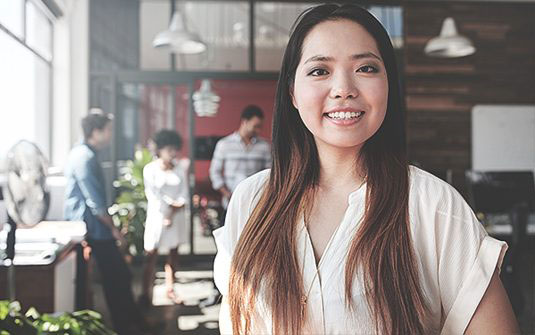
[153,4,206,54]
[193,80,220,117]
[424,17,476,58]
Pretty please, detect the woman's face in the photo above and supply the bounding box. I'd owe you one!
[291,19,388,151]
[159,145,179,163]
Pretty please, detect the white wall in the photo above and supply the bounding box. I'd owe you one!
[69,0,89,152]
[472,104,535,171]
[51,0,89,168]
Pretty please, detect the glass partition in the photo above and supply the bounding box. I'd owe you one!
[140,1,250,71]
[254,2,320,71]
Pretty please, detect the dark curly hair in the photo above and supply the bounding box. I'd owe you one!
[153,129,183,152]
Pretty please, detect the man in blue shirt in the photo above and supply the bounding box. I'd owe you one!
[64,109,156,335]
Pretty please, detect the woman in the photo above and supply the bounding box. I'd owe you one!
[212,4,519,335]
[141,130,189,305]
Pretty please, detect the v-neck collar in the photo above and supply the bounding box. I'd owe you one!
[298,183,366,278]
[300,182,367,267]
[301,212,346,270]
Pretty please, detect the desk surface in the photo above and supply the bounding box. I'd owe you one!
[0,221,86,265]
[0,221,86,244]
[485,223,535,236]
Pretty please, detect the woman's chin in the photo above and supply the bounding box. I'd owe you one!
[315,136,366,151]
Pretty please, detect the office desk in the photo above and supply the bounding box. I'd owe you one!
[485,222,535,236]
[0,221,87,313]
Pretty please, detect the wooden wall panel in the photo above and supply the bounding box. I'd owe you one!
[404,1,535,194]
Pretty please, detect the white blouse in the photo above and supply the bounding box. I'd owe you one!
[143,160,190,252]
[213,166,507,335]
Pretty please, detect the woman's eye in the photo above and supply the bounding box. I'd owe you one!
[308,68,329,76]
[357,65,378,73]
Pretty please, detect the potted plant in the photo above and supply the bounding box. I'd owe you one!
[109,148,153,259]
[0,300,116,335]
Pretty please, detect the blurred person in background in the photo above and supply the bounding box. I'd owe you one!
[64,109,161,335]
[209,105,271,213]
[203,105,271,308]
[141,130,189,306]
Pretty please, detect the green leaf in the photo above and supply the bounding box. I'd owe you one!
[0,301,115,335]
[25,307,40,320]
[110,147,153,256]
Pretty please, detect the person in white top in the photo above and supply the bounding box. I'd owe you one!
[212,4,519,335]
[141,130,189,305]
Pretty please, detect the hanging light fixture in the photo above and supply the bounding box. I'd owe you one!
[232,22,247,47]
[193,80,220,117]
[153,3,206,55]
[424,17,476,58]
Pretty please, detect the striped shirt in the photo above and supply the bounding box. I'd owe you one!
[209,132,271,206]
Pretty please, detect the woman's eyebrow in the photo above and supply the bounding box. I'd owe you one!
[304,52,382,65]
[351,52,382,61]
[304,55,333,64]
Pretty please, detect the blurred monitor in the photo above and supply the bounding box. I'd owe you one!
[466,171,535,215]
[194,136,223,160]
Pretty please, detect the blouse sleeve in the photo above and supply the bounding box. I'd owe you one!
[143,163,161,203]
[436,188,508,335]
[213,183,248,296]
[174,165,190,204]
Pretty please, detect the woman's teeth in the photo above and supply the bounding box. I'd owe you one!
[327,111,363,120]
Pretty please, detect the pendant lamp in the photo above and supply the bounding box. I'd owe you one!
[153,4,206,55]
[193,80,220,117]
[424,17,476,58]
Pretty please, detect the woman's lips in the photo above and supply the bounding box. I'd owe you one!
[323,109,365,125]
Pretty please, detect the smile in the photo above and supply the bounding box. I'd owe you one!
[325,111,364,120]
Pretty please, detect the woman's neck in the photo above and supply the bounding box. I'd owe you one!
[316,142,365,192]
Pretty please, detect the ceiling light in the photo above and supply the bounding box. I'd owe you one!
[153,10,206,54]
[193,80,220,117]
[424,17,476,58]
[232,22,247,46]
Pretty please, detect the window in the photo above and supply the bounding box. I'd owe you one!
[368,6,403,48]
[26,0,53,61]
[0,0,53,170]
[140,1,250,71]
[0,0,25,38]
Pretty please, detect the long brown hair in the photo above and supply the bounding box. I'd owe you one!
[228,4,428,334]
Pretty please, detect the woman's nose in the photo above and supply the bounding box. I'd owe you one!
[329,73,359,100]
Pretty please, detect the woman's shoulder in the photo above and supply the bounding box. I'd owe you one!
[408,165,480,227]
[223,169,270,230]
[409,166,478,219]
[213,169,270,257]
[143,160,160,176]
[232,169,271,201]
[409,166,463,205]
[143,160,157,170]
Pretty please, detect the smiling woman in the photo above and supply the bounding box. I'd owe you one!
[212,4,518,335]
[291,19,388,151]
